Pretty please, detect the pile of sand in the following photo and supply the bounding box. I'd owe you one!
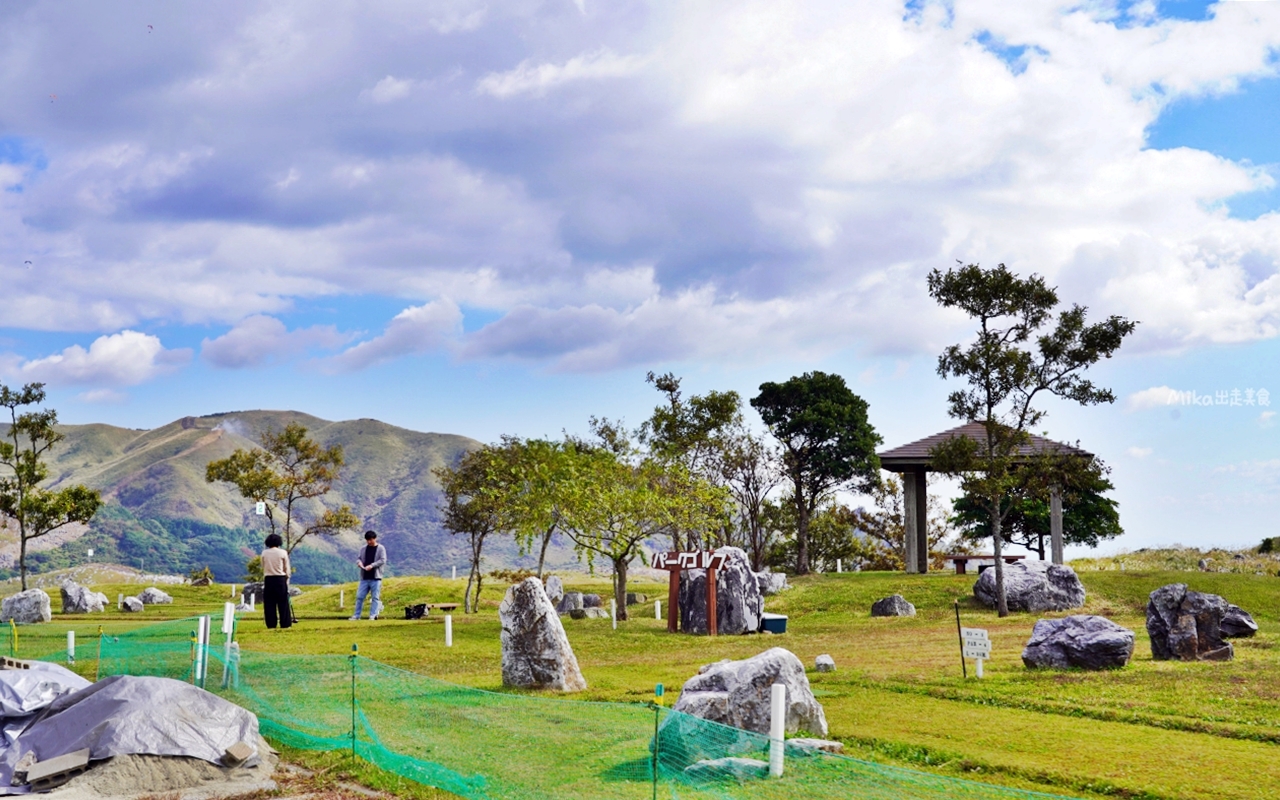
[42,737,277,800]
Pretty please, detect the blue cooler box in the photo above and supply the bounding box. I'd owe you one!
[760,613,788,634]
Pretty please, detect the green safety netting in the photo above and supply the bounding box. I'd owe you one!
[25,616,1075,800]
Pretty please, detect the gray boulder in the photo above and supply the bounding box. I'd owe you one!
[122,597,144,613]
[973,560,1085,613]
[680,547,763,635]
[499,577,586,692]
[870,595,916,617]
[556,592,583,614]
[671,647,827,736]
[234,603,253,612]
[544,576,564,607]
[288,586,302,597]
[569,607,610,620]
[1222,604,1258,638]
[626,592,646,605]
[814,654,835,673]
[683,757,767,782]
[242,582,264,605]
[1021,615,1135,670]
[788,738,843,754]
[1,589,51,624]
[582,593,603,608]
[139,587,173,605]
[60,582,106,614]
[754,570,789,596]
[1147,584,1234,661]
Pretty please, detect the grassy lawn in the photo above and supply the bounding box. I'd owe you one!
[18,568,1280,800]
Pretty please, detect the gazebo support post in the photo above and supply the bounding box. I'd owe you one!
[912,470,928,573]
[904,474,919,574]
[1050,484,1064,565]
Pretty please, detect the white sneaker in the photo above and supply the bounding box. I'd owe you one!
[348,616,360,621]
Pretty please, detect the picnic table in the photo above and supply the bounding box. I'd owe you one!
[946,554,1027,575]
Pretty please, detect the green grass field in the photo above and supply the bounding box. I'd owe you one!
[17,568,1280,800]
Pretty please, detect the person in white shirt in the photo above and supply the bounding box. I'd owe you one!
[261,533,292,629]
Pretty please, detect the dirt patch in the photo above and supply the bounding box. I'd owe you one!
[40,737,277,800]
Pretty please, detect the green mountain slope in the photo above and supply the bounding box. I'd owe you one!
[24,411,486,582]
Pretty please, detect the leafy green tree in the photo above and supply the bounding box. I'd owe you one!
[750,371,881,575]
[435,447,508,613]
[482,437,574,578]
[951,461,1122,559]
[763,498,869,573]
[926,263,1136,616]
[205,423,359,554]
[719,429,780,570]
[851,476,968,571]
[0,383,103,590]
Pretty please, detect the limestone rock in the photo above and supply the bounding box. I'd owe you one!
[1,589,51,624]
[754,570,789,596]
[544,575,564,607]
[626,592,646,605]
[671,647,827,736]
[556,592,583,614]
[870,595,916,617]
[122,597,144,613]
[973,560,1085,613]
[242,583,265,605]
[1222,604,1258,638]
[288,586,302,597]
[234,603,253,612]
[1021,615,1135,670]
[138,587,173,605]
[683,757,767,782]
[1197,558,1211,571]
[1147,584,1234,661]
[582,593,603,608]
[569,607,610,620]
[814,654,835,673]
[60,582,105,614]
[680,547,763,635]
[788,738,843,754]
[499,577,587,692]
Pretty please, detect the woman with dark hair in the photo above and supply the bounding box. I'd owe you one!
[261,533,292,629]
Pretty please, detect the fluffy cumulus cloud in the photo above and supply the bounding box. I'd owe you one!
[201,315,351,368]
[1,1,1280,371]
[4,331,191,387]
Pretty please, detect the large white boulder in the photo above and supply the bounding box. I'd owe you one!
[499,577,587,692]
[679,547,763,635]
[2,589,52,624]
[138,587,174,605]
[544,575,564,607]
[974,560,1085,613]
[672,647,827,737]
[60,581,106,614]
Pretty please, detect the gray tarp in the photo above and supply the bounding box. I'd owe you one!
[0,675,260,792]
[0,663,89,720]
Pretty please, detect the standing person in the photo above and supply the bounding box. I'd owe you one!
[351,530,387,621]
[261,533,292,630]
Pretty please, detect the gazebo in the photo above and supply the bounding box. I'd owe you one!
[876,422,1092,573]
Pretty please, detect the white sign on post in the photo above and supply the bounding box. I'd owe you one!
[255,501,266,516]
[961,627,991,677]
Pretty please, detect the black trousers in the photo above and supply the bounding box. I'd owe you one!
[263,575,292,629]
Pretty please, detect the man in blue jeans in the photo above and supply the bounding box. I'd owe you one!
[351,530,388,620]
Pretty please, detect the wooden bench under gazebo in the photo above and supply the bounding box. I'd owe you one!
[877,422,1091,573]
[945,553,1026,575]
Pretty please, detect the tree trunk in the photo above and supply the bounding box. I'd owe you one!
[536,525,554,578]
[990,504,1008,617]
[463,569,475,614]
[795,495,811,575]
[18,533,27,592]
[612,556,629,621]
[1036,533,1045,561]
[466,531,487,614]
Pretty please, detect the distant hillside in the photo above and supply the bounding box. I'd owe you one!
[3,411,522,583]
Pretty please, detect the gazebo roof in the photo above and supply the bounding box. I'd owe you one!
[877,421,1092,473]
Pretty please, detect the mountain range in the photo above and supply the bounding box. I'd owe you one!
[0,410,547,584]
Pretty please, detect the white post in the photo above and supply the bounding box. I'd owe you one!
[249,595,255,612]
[117,594,123,610]
[976,658,984,679]
[452,565,457,580]
[655,600,661,621]
[769,683,786,777]
[836,559,842,573]
[195,615,210,686]
[222,602,235,635]
[66,631,75,664]
[610,599,617,630]
[444,614,453,647]
[230,583,236,598]
[221,603,235,688]
[340,589,345,610]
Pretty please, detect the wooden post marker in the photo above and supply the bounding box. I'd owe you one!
[651,551,727,636]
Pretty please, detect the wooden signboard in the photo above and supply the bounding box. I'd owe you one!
[652,551,727,636]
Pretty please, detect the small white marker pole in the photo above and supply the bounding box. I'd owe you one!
[339,589,344,610]
[249,595,255,612]
[655,600,661,621]
[231,583,236,598]
[610,599,617,630]
[195,615,210,687]
[444,614,453,647]
[222,602,235,686]
[836,559,842,573]
[975,657,984,679]
[452,566,457,580]
[117,594,123,610]
[769,683,786,778]
[67,631,75,664]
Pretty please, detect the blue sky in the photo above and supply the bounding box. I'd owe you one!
[2,0,1279,555]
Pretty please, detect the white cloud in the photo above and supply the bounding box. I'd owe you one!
[1261,410,1276,428]
[1127,446,1153,459]
[476,49,647,98]
[1127,386,1181,411]
[78,388,128,404]
[323,300,463,371]
[365,76,415,103]
[201,315,350,369]
[8,332,191,387]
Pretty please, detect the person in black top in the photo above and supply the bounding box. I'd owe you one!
[350,530,388,620]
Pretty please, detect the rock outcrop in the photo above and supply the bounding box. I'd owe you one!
[139,587,173,605]
[754,571,789,596]
[814,654,835,673]
[671,647,827,736]
[122,597,144,613]
[973,560,1085,613]
[242,583,264,605]
[60,582,106,614]
[544,576,564,607]
[555,592,583,614]
[1021,615,1135,670]
[1,589,51,624]
[1221,604,1258,638]
[679,547,763,635]
[499,577,587,692]
[1147,584,1235,661]
[870,595,916,617]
